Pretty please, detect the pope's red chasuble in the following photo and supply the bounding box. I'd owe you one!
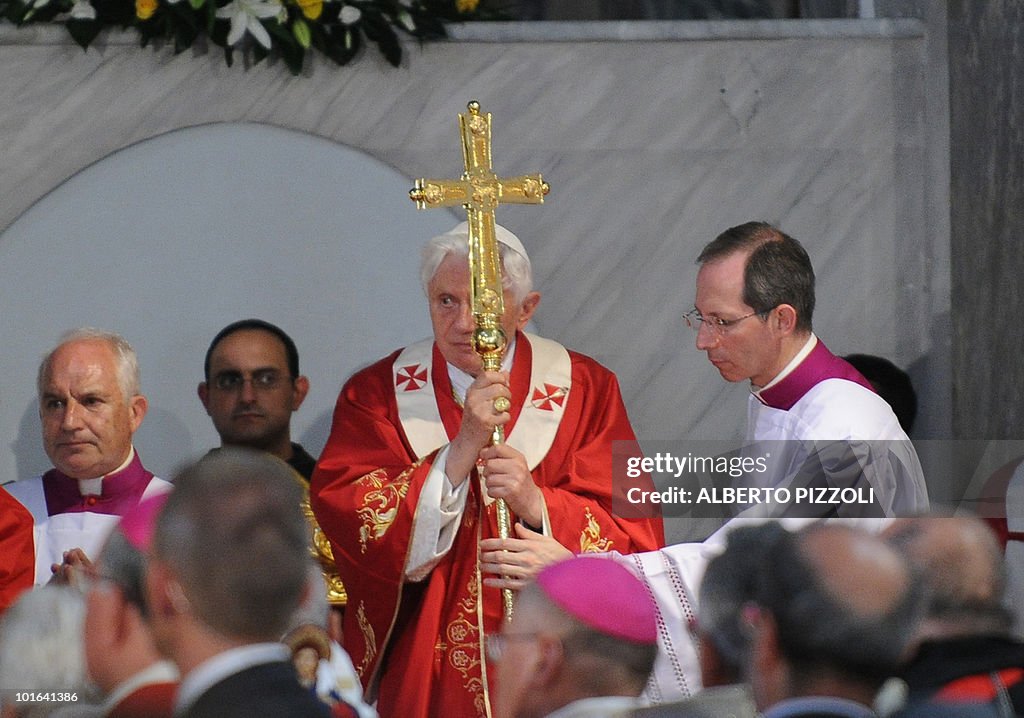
[312,333,663,718]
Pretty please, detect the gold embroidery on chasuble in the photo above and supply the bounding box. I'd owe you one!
[437,489,487,715]
[355,601,377,678]
[579,506,614,553]
[445,573,487,716]
[355,464,416,554]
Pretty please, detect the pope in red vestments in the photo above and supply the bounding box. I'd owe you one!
[311,223,664,718]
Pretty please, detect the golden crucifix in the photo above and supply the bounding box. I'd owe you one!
[410,100,550,621]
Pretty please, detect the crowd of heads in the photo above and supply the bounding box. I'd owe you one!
[682,515,1021,718]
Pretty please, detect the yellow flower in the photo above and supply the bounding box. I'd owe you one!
[135,0,157,19]
[294,0,321,20]
[456,0,478,13]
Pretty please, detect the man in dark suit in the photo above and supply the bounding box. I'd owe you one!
[145,449,330,718]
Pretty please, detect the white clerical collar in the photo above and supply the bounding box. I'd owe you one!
[102,660,178,715]
[174,643,289,716]
[78,445,136,496]
[448,338,517,404]
[752,334,817,396]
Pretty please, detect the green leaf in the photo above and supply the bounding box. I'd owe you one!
[65,17,101,49]
[205,0,216,35]
[291,17,310,48]
[360,11,400,66]
[173,16,198,52]
[396,10,414,33]
[0,0,510,74]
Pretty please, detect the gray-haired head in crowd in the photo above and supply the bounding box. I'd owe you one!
[0,585,92,716]
[884,514,1013,639]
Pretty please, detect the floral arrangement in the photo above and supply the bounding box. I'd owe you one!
[0,0,506,74]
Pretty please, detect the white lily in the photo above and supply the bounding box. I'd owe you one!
[216,0,282,49]
[338,4,360,24]
[69,0,96,18]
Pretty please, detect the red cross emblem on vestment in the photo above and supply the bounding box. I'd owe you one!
[396,364,428,391]
[530,383,568,411]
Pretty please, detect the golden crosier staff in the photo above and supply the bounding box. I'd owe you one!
[410,101,549,621]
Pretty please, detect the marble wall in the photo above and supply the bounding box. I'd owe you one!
[0,20,950,511]
[948,1,1024,440]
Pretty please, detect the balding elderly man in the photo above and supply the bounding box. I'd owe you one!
[745,523,922,718]
[4,329,170,586]
[885,515,1024,716]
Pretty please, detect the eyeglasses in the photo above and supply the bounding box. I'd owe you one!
[683,308,769,336]
[485,633,541,662]
[212,370,289,392]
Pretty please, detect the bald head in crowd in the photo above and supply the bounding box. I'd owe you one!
[883,515,1012,640]
[747,523,921,712]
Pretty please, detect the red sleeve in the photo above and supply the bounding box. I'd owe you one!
[0,486,35,614]
[536,353,664,554]
[309,353,438,688]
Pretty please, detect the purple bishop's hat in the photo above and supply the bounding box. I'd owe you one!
[119,491,171,553]
[535,556,657,644]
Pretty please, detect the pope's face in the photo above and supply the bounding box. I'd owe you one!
[40,339,146,480]
[694,251,782,388]
[199,329,307,453]
[428,254,539,376]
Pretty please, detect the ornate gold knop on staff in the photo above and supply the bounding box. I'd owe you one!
[293,472,347,606]
[410,100,550,621]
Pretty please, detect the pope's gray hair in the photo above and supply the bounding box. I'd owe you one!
[38,328,141,403]
[420,230,533,304]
